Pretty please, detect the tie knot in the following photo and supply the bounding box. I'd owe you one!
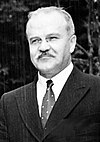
[46,80,54,89]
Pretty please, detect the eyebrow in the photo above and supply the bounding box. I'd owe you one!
[46,33,60,37]
[29,33,61,40]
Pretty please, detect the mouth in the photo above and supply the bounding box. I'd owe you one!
[38,53,54,60]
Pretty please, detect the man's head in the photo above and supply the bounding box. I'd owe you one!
[26,6,76,78]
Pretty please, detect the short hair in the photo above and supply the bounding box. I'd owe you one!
[26,6,75,36]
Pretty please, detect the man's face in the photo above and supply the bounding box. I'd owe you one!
[27,11,76,78]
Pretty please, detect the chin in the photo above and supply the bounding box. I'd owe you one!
[38,64,53,70]
[39,68,52,73]
[39,67,53,74]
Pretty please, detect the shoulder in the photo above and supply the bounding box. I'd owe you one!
[74,66,100,88]
[0,82,34,103]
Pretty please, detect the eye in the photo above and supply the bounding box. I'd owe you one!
[30,38,41,45]
[46,36,59,42]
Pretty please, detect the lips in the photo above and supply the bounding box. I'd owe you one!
[38,53,54,59]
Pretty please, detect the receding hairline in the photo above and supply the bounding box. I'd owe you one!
[28,6,71,19]
[26,6,75,36]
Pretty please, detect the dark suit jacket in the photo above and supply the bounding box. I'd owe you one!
[0,67,100,142]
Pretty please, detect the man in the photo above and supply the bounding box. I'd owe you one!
[0,6,100,142]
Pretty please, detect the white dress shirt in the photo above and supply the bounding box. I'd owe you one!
[37,62,73,116]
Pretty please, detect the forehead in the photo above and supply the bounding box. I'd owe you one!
[27,11,67,35]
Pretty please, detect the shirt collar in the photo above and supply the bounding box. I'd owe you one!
[51,62,73,85]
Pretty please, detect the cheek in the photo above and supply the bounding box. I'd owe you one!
[29,50,36,63]
[29,46,37,58]
[29,45,34,53]
[58,48,70,62]
[57,46,68,58]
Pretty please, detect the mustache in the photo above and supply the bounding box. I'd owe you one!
[37,52,55,59]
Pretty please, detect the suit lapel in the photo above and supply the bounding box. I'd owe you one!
[15,76,44,142]
[43,67,90,138]
[14,67,90,140]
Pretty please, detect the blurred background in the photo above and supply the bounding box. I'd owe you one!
[0,0,100,97]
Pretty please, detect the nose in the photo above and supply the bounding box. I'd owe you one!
[39,40,50,52]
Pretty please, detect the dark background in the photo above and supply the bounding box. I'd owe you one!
[0,0,100,97]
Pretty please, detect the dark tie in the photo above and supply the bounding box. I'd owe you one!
[41,80,55,128]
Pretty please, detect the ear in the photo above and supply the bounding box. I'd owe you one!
[69,35,76,53]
